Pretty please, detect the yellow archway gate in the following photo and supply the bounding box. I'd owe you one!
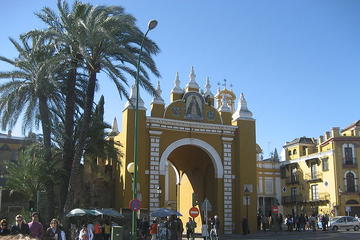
[112,68,258,234]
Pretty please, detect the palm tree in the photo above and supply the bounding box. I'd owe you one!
[5,143,64,214]
[0,35,63,218]
[35,1,161,213]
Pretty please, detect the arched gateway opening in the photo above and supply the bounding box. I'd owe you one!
[159,138,223,232]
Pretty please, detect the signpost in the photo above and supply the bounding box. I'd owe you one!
[201,198,212,238]
[129,199,141,211]
[189,207,200,218]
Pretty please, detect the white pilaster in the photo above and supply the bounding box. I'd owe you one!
[149,131,162,212]
[222,138,233,234]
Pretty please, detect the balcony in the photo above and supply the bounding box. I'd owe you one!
[309,192,330,205]
[282,195,303,205]
[285,174,300,185]
[305,172,323,182]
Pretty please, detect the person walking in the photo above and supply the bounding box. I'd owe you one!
[0,219,10,236]
[185,218,196,240]
[28,212,44,239]
[44,219,62,240]
[79,225,92,240]
[149,219,158,240]
[11,215,31,235]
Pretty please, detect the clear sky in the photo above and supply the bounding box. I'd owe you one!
[1,0,360,158]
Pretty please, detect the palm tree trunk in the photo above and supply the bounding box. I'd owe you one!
[64,70,97,213]
[60,62,77,215]
[38,96,55,220]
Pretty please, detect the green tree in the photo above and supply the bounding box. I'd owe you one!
[0,35,64,218]
[5,143,63,213]
[35,1,161,212]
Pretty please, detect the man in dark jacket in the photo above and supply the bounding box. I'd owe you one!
[11,215,31,235]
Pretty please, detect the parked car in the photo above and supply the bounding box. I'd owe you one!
[330,216,360,231]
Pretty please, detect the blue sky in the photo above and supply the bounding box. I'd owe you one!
[1,0,360,157]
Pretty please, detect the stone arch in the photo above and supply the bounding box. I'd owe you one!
[346,200,359,204]
[159,138,224,178]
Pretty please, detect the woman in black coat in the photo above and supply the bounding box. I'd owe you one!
[0,219,10,236]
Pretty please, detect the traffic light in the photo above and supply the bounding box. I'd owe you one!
[192,192,199,207]
[29,200,35,211]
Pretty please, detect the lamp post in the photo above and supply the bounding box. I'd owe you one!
[131,19,158,240]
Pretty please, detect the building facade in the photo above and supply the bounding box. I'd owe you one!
[280,121,360,217]
[256,147,282,216]
[111,67,258,234]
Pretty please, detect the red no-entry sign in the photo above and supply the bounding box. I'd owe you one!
[189,207,200,218]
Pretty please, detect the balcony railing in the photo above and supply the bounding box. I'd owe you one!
[311,192,330,202]
[305,172,323,182]
[282,195,303,205]
[285,174,300,185]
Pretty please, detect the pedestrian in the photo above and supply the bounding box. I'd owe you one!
[0,219,10,236]
[139,216,150,240]
[58,224,66,240]
[93,221,103,240]
[11,215,31,235]
[87,220,94,240]
[44,219,61,240]
[102,220,111,240]
[79,225,92,240]
[176,217,183,240]
[149,219,157,240]
[242,217,249,235]
[185,217,196,240]
[28,212,44,239]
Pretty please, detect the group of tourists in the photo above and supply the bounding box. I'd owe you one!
[137,215,183,240]
[75,219,113,240]
[0,212,65,240]
[284,214,329,232]
[138,215,220,240]
[257,212,330,232]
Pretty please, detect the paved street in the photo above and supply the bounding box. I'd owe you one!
[184,230,360,239]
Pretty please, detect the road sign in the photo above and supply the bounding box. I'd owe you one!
[201,198,212,212]
[346,206,351,212]
[271,206,279,214]
[189,207,200,218]
[129,199,141,211]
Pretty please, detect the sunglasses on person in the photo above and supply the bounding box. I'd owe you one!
[1,224,7,227]
[16,219,22,222]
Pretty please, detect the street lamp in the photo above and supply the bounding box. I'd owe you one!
[131,19,158,240]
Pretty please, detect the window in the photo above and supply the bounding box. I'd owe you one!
[291,167,297,182]
[311,163,317,179]
[311,185,319,200]
[280,167,287,178]
[293,149,297,155]
[343,144,355,165]
[288,150,292,156]
[303,146,307,155]
[346,172,356,192]
[265,178,273,194]
[291,187,297,201]
[322,158,329,171]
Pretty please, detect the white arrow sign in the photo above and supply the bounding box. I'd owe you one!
[201,198,212,212]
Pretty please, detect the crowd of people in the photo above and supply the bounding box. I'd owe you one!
[137,215,220,240]
[0,212,117,240]
[0,212,66,240]
[257,213,331,232]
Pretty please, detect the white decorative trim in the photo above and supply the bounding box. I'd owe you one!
[159,138,224,178]
[147,117,237,136]
[222,137,234,142]
[149,130,163,136]
[280,150,334,166]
